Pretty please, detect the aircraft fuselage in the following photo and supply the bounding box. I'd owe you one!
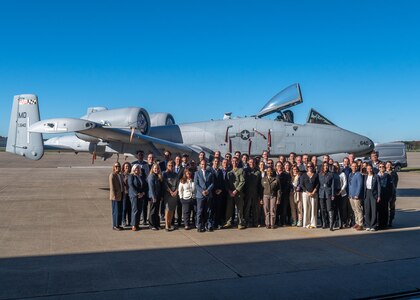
[148,117,374,157]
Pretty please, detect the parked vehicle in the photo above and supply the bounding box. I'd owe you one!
[370,142,408,171]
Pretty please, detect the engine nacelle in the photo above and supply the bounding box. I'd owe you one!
[82,107,151,134]
[149,113,176,126]
[88,143,113,160]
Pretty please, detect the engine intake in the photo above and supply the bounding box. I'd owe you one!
[83,107,150,134]
[149,113,176,126]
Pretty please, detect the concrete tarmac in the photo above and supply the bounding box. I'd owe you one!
[0,152,419,300]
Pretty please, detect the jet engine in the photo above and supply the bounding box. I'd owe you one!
[149,113,176,126]
[82,107,151,134]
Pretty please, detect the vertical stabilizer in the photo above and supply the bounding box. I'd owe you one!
[6,94,44,160]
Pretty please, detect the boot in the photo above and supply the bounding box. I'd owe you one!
[322,211,328,229]
[329,211,335,231]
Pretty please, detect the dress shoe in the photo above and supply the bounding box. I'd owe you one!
[113,226,122,231]
[132,226,139,231]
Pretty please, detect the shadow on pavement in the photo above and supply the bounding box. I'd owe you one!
[1,226,419,300]
[398,188,420,197]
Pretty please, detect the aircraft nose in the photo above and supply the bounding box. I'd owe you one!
[367,138,375,152]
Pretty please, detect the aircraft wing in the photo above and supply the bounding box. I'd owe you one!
[28,118,205,159]
[85,127,201,157]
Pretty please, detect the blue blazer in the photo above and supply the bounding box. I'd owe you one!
[194,169,214,199]
[147,173,162,202]
[128,174,148,199]
[348,171,363,199]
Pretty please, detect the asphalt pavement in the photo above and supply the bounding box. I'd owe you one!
[0,152,419,300]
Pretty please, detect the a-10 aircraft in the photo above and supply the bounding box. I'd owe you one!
[6,83,374,162]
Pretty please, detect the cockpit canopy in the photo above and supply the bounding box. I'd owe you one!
[256,83,303,118]
[256,83,337,126]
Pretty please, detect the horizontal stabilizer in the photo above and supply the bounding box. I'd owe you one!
[29,118,97,133]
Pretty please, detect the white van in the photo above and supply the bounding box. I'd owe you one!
[374,142,408,171]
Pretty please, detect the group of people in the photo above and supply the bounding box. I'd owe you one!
[109,149,399,233]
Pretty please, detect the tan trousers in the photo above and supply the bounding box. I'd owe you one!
[349,197,364,226]
[289,191,303,224]
[302,192,318,227]
[263,195,277,227]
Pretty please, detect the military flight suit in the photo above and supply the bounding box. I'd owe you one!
[224,167,246,228]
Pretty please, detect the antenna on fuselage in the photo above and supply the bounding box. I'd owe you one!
[223,112,232,120]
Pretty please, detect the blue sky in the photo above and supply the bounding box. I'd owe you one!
[1,0,419,142]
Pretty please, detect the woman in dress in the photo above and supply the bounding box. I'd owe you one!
[162,160,180,231]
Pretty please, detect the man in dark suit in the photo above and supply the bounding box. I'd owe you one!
[132,150,152,225]
[194,159,214,232]
[210,157,225,229]
[159,150,172,173]
[132,150,147,175]
[173,155,184,227]
[276,162,291,226]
